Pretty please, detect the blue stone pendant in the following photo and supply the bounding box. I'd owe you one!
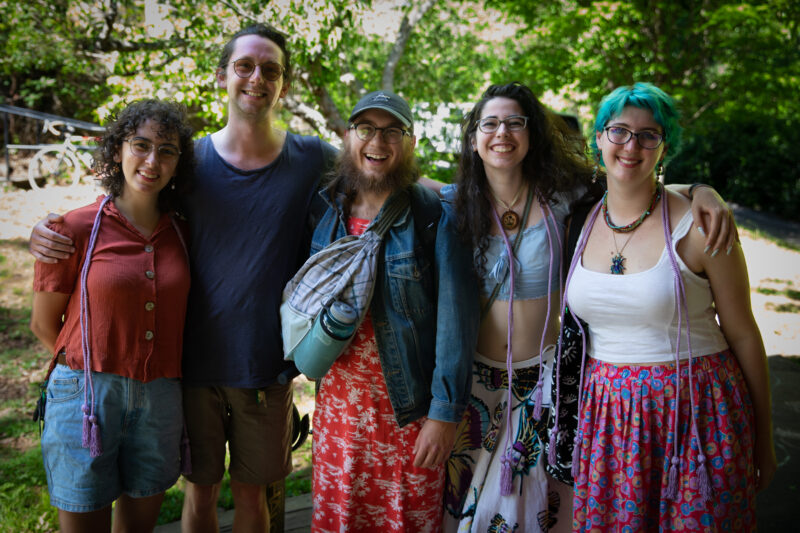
[610,253,625,275]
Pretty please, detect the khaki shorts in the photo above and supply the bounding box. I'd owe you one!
[182,383,293,486]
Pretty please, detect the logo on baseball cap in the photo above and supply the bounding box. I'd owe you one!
[349,90,413,129]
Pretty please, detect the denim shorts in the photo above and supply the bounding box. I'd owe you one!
[41,364,183,512]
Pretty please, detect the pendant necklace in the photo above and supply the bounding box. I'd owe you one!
[610,231,635,274]
[490,184,526,230]
[603,182,663,274]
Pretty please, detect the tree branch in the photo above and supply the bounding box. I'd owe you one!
[303,61,348,138]
[381,0,437,91]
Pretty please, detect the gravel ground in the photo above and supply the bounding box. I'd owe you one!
[1,180,798,356]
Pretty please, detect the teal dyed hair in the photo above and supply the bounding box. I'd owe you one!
[591,82,682,165]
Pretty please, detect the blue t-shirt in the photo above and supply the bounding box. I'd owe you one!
[182,133,338,387]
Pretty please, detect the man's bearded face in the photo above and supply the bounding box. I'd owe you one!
[339,109,418,195]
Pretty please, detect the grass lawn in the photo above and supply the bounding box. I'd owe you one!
[0,239,315,531]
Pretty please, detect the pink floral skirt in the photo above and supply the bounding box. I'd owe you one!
[573,350,756,532]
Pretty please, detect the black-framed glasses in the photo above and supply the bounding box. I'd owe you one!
[230,58,285,81]
[124,139,181,161]
[350,123,411,144]
[604,126,664,149]
[477,115,528,133]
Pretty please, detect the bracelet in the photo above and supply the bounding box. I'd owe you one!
[688,183,711,199]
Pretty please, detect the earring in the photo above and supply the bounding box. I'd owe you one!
[170,180,176,191]
[656,162,665,182]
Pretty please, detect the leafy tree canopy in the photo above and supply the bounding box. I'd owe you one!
[2,0,798,215]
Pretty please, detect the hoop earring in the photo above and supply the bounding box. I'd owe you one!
[656,161,665,182]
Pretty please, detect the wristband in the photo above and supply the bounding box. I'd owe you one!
[687,183,710,199]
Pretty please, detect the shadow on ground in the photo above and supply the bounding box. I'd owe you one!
[757,356,800,530]
[733,204,800,248]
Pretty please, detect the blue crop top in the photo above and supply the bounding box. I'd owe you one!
[441,185,573,301]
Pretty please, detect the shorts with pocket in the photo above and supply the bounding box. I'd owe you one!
[41,364,183,512]
[182,384,293,486]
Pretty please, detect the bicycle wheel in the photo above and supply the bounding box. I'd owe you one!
[28,148,80,190]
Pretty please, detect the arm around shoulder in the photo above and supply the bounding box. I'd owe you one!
[29,213,75,263]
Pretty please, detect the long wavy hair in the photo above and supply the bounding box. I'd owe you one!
[454,82,594,275]
[93,99,194,214]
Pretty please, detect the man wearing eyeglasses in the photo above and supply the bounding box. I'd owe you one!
[29,23,337,533]
[309,90,478,530]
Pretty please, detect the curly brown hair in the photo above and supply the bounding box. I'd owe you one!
[453,82,594,275]
[93,99,194,213]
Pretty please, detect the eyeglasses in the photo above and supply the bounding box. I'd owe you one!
[124,139,181,161]
[603,126,664,149]
[350,123,411,144]
[477,115,528,133]
[230,58,285,81]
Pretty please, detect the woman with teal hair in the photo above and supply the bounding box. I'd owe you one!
[559,82,776,530]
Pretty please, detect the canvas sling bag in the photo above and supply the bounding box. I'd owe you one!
[281,189,411,369]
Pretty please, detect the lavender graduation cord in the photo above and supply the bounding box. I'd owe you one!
[553,183,709,498]
[78,197,191,461]
[488,195,560,496]
[80,194,112,457]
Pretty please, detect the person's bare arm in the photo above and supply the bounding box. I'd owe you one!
[30,292,70,354]
[419,177,445,197]
[687,220,776,492]
[29,214,75,263]
[668,184,737,256]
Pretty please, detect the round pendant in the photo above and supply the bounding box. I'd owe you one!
[501,210,519,230]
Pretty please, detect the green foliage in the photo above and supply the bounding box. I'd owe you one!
[1,1,109,126]
[3,0,799,215]
[668,112,800,220]
[156,484,186,525]
[0,448,58,532]
[286,468,312,497]
[490,0,800,220]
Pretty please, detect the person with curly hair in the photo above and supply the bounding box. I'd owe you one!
[440,82,736,532]
[29,99,194,533]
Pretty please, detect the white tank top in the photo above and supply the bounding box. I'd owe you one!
[566,209,728,363]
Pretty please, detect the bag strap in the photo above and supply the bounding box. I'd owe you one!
[481,187,535,320]
[369,189,411,238]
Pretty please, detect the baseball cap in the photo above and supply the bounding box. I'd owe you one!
[348,90,413,129]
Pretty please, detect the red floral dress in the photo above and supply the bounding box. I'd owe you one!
[311,216,445,532]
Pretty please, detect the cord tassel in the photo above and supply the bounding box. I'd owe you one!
[666,456,680,500]
[571,434,581,479]
[547,428,558,465]
[89,415,102,457]
[696,454,712,501]
[500,454,514,496]
[81,404,90,448]
[532,380,544,420]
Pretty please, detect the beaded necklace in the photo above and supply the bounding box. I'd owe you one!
[602,183,662,233]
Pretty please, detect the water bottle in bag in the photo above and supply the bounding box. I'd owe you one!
[290,301,358,379]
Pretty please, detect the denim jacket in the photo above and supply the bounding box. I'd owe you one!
[311,182,479,427]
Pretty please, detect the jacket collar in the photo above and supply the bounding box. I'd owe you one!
[318,179,413,229]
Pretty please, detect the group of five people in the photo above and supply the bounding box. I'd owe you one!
[28,21,774,533]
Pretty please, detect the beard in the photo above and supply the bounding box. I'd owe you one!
[336,143,420,196]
